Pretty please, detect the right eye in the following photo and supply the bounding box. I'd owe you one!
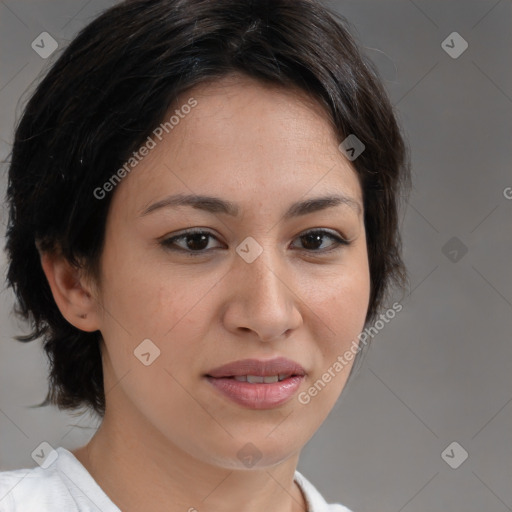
[160,229,224,255]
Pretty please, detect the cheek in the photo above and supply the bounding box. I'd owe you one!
[98,239,183,332]
[291,267,370,431]
[98,249,221,374]
[325,270,370,334]
[96,259,209,413]
[305,250,370,368]
[308,248,370,327]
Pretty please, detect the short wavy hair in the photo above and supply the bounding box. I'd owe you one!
[4,0,411,417]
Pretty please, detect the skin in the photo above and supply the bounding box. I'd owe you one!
[40,73,371,512]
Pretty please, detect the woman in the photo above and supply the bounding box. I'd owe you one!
[0,0,410,510]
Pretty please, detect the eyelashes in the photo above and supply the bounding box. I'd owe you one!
[160,228,351,256]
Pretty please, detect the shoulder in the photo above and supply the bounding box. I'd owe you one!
[294,470,354,512]
[0,446,120,512]
[0,462,75,512]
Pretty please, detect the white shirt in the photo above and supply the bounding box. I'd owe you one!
[0,447,352,512]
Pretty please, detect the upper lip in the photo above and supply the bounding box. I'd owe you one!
[206,357,306,378]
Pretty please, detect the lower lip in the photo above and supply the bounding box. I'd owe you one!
[205,375,304,409]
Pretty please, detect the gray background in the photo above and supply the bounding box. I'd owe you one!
[0,1,511,511]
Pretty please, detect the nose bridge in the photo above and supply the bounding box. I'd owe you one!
[227,236,302,341]
[239,237,285,303]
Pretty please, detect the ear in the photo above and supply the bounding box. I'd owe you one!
[38,249,102,333]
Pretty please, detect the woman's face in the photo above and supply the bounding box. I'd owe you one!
[91,74,370,468]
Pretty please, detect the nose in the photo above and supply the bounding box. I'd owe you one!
[222,243,303,342]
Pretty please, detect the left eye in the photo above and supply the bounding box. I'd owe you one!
[291,229,349,252]
[160,229,349,255]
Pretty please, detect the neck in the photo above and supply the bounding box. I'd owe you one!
[72,408,307,512]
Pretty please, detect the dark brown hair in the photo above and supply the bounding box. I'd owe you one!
[4,0,411,417]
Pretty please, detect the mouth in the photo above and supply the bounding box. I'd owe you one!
[205,356,306,379]
[223,374,295,383]
[204,357,306,409]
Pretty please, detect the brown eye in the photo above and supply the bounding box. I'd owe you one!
[160,228,350,256]
[291,229,350,252]
[161,230,222,254]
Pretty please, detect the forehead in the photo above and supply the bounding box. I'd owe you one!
[109,74,362,217]
[182,74,338,146]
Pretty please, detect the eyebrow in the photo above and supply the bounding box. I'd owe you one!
[139,193,362,218]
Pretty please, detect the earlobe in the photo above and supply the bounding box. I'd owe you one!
[39,250,101,333]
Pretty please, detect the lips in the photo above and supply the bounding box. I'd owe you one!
[204,357,306,409]
[205,357,306,379]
